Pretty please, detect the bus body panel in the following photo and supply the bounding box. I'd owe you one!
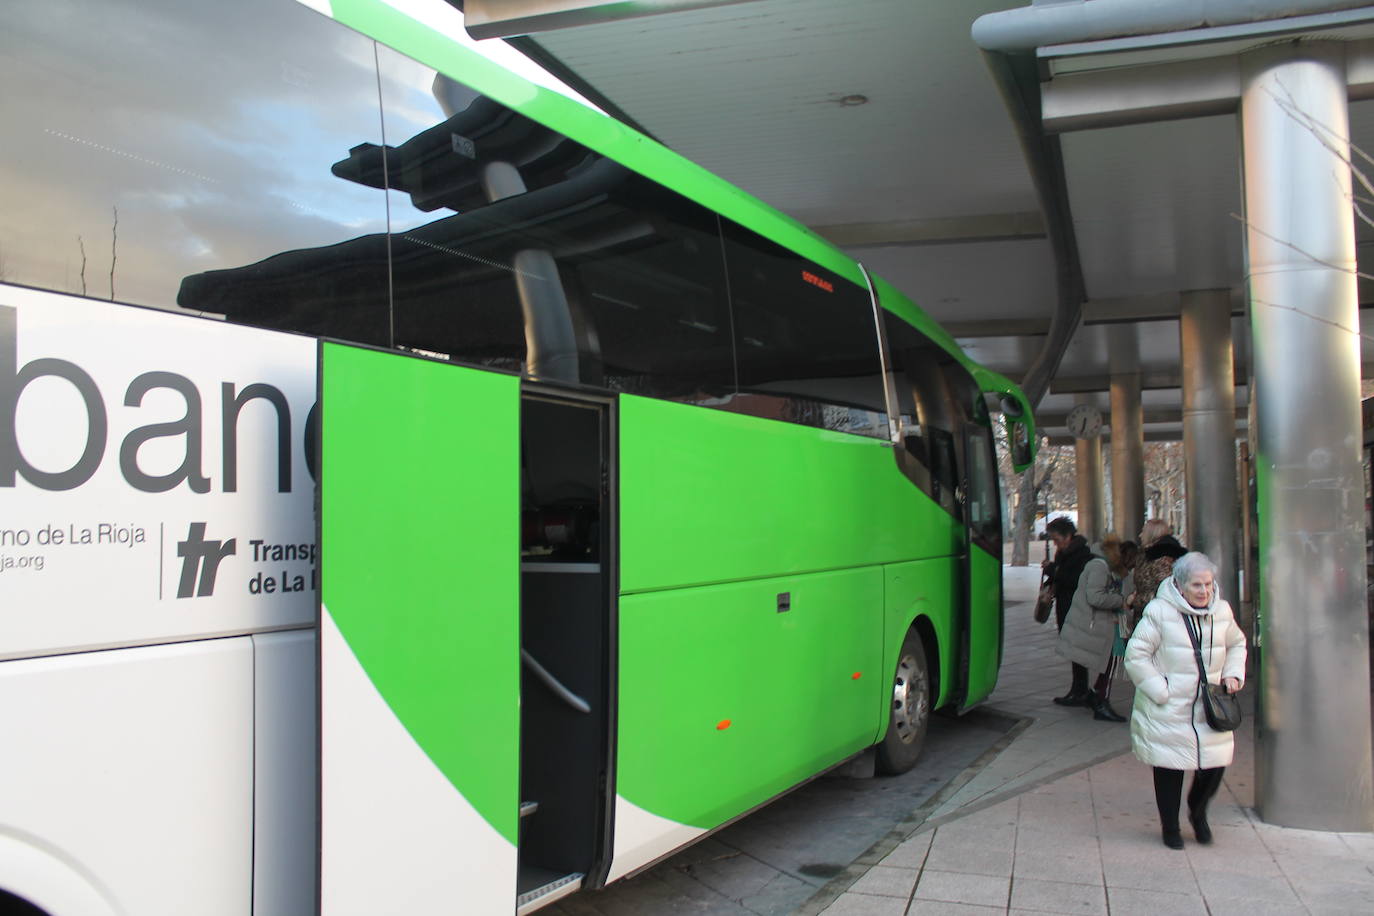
[319,342,520,912]
[606,794,708,884]
[618,395,957,594]
[0,638,255,916]
[882,558,960,711]
[963,543,1004,706]
[0,284,318,662]
[252,629,318,916]
[612,566,884,873]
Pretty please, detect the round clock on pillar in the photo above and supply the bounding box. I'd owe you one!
[1066,404,1104,440]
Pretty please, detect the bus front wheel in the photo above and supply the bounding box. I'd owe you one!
[875,630,931,775]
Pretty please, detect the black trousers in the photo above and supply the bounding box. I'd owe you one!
[1092,655,1121,700]
[1152,766,1225,832]
[1068,663,1088,693]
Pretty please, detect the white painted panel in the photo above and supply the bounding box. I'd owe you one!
[252,629,318,916]
[0,285,317,661]
[606,795,706,883]
[0,639,254,915]
[320,609,514,915]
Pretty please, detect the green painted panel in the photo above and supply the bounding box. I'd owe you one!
[964,544,1003,704]
[882,559,958,710]
[321,342,520,843]
[619,396,957,593]
[617,568,884,828]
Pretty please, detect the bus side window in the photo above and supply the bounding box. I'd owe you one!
[926,427,959,516]
[941,364,1000,546]
[882,312,963,512]
[719,221,888,438]
[3,0,390,332]
[374,50,738,400]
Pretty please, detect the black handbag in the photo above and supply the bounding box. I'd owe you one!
[1033,541,1054,625]
[1182,613,1242,731]
[1033,576,1054,624]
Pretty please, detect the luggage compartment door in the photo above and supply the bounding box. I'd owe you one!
[319,342,520,914]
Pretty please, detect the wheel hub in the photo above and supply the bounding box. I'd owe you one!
[891,652,928,744]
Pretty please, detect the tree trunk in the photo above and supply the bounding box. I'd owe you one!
[1010,469,1036,565]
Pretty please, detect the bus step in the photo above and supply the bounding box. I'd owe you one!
[520,800,539,818]
[516,871,583,914]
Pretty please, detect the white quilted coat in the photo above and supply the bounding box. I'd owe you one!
[1124,577,1247,770]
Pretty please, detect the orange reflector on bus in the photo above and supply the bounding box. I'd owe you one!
[852,672,862,680]
[716,719,731,731]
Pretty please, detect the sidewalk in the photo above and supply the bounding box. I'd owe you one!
[800,566,1374,916]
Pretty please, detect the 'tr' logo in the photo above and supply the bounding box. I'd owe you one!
[176,522,236,598]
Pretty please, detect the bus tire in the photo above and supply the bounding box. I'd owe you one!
[875,629,931,775]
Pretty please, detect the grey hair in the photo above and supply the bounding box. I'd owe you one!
[1172,551,1218,587]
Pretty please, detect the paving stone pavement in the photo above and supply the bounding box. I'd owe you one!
[801,565,1374,916]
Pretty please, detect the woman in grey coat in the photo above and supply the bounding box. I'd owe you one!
[1056,535,1129,722]
[1125,552,1246,850]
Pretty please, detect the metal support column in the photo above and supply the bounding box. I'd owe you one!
[1074,396,1105,544]
[1109,327,1145,542]
[1180,289,1239,608]
[1241,42,1374,830]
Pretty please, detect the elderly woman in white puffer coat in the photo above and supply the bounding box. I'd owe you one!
[1125,552,1246,850]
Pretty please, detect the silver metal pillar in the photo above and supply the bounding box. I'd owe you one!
[1241,42,1374,831]
[1074,396,1105,543]
[1109,327,1145,542]
[1179,289,1239,608]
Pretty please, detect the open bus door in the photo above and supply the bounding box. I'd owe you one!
[957,411,1003,708]
[318,341,522,913]
[956,376,1035,709]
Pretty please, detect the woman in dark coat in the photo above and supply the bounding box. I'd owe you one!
[1041,516,1095,706]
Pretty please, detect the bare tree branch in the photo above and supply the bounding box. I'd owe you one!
[1251,296,1366,340]
[109,205,118,301]
[1229,212,1374,282]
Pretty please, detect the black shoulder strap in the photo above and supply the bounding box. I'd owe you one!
[1181,612,1209,683]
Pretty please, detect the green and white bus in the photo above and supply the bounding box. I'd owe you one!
[0,0,1035,913]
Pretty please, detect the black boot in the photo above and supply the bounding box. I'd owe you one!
[1053,687,1090,707]
[1188,807,1213,844]
[1162,829,1184,850]
[1091,694,1127,722]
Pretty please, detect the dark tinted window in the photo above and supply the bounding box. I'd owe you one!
[884,312,961,512]
[348,46,736,398]
[571,193,734,401]
[721,223,886,437]
[942,362,1000,545]
[0,0,389,331]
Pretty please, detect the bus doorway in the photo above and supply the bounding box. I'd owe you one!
[517,391,616,911]
[958,418,1003,707]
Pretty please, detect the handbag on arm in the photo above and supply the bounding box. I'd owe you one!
[1032,539,1054,624]
[1033,575,1054,624]
[1181,613,1242,731]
